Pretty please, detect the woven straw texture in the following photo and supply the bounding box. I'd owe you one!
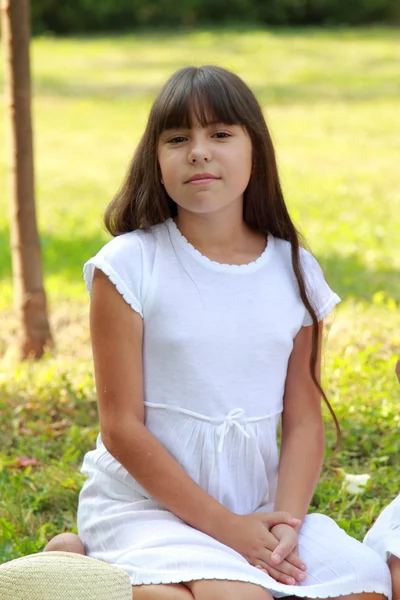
[0,551,132,600]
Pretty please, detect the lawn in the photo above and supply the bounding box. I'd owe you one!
[0,27,399,563]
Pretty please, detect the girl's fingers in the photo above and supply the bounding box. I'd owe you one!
[287,550,307,571]
[271,545,307,571]
[261,512,301,529]
[263,529,295,556]
[256,550,306,583]
[263,530,279,551]
[271,540,296,564]
[254,564,298,586]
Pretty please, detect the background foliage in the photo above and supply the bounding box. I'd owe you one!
[31,0,400,34]
[0,28,399,561]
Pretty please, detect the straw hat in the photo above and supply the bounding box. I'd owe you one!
[0,551,132,600]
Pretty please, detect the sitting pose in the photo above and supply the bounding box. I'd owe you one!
[45,65,390,600]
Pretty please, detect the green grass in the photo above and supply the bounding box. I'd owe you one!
[0,28,399,562]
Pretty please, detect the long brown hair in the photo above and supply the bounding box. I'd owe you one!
[105,65,340,447]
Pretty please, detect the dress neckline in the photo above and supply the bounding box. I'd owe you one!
[165,218,273,274]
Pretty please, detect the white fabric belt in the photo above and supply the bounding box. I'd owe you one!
[144,402,281,453]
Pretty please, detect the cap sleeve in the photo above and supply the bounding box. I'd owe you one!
[83,233,144,317]
[300,248,341,327]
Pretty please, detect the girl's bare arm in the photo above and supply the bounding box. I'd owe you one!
[90,268,234,538]
[273,323,325,523]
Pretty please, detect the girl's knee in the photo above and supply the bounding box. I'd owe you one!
[187,579,273,600]
[43,532,86,554]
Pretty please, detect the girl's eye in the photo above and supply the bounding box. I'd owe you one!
[213,132,231,139]
[168,136,187,144]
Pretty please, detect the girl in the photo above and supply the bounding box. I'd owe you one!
[363,360,400,600]
[46,65,390,600]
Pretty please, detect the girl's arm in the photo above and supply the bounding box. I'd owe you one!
[90,269,231,538]
[273,323,325,523]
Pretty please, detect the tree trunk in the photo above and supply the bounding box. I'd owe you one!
[1,0,53,359]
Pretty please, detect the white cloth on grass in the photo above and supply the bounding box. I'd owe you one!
[77,218,390,598]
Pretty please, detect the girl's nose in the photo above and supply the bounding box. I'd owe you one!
[188,140,212,164]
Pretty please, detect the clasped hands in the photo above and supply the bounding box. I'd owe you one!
[218,511,307,586]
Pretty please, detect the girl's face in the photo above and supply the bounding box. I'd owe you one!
[157,115,252,217]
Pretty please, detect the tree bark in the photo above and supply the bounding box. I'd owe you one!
[1,0,53,359]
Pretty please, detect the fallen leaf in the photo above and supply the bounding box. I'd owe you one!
[7,456,43,469]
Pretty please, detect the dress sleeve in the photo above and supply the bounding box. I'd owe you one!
[300,248,341,327]
[83,233,144,317]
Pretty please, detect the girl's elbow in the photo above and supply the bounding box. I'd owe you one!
[100,426,121,456]
[100,415,142,453]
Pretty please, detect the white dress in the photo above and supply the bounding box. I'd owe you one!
[364,495,400,561]
[77,219,391,598]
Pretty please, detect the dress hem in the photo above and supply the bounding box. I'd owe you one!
[130,572,391,599]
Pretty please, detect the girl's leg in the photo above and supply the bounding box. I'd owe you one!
[186,579,273,600]
[133,584,193,599]
[134,581,274,599]
[389,556,400,600]
[43,532,85,554]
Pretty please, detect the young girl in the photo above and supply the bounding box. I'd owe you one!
[46,65,391,600]
[363,360,400,600]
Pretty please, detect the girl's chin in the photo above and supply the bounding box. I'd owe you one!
[175,197,242,215]
[179,206,231,217]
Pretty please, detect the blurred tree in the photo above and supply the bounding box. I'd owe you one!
[1,0,53,359]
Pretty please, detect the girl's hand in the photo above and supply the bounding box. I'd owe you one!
[255,523,307,585]
[216,512,307,585]
[270,523,299,564]
[270,523,302,568]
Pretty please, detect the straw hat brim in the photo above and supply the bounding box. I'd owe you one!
[0,551,132,600]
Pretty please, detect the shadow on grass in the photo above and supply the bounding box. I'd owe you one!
[32,76,400,104]
[0,228,108,284]
[23,27,399,103]
[34,76,162,100]
[1,227,399,302]
[57,26,400,41]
